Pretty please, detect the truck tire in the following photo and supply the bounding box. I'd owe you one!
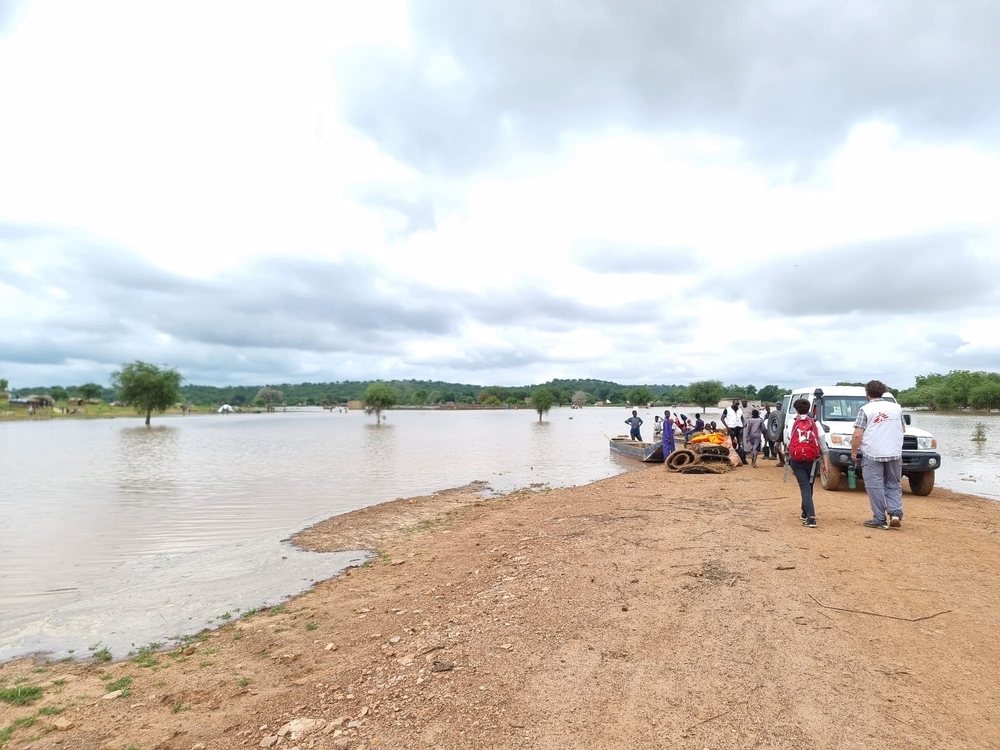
[819,455,842,491]
[764,410,785,444]
[907,471,935,496]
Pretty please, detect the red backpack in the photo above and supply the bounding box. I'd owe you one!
[788,415,821,461]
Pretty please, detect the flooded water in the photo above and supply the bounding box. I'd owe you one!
[0,407,641,661]
[2,406,997,662]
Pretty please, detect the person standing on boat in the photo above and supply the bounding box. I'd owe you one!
[662,410,677,455]
[625,410,643,441]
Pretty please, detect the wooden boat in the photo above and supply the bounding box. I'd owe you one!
[608,436,665,463]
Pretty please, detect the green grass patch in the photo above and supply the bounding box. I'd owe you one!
[37,707,63,716]
[171,704,190,714]
[232,631,244,641]
[238,677,249,688]
[266,605,288,616]
[107,676,132,692]
[306,622,318,631]
[199,661,213,668]
[0,685,43,706]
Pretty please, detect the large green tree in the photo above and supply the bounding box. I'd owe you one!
[0,378,8,393]
[50,386,69,402]
[363,382,397,424]
[627,386,654,406]
[687,380,725,411]
[111,361,182,426]
[970,382,1000,412]
[78,382,103,400]
[756,384,786,404]
[532,387,556,422]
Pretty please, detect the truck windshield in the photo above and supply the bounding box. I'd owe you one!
[822,397,871,421]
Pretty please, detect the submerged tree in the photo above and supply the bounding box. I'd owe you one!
[363,382,397,424]
[532,387,556,422]
[111,361,182,426]
[255,387,285,406]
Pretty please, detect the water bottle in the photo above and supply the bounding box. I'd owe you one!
[847,464,857,489]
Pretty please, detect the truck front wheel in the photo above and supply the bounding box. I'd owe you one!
[907,471,935,496]
[820,455,842,491]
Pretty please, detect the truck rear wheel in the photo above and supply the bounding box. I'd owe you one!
[908,471,935,496]
[820,455,842,491]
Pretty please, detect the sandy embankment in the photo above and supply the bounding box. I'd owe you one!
[2,464,1000,750]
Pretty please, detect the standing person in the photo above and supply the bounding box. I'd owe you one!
[722,399,746,464]
[788,398,821,527]
[761,404,773,459]
[740,399,751,450]
[662,410,676,455]
[745,409,766,467]
[625,410,643,441]
[851,380,906,529]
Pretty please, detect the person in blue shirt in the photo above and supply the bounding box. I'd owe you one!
[625,411,643,441]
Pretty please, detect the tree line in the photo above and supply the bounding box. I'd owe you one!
[897,370,1000,412]
[4,375,790,410]
[8,368,1000,418]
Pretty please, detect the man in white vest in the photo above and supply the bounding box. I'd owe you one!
[851,380,906,529]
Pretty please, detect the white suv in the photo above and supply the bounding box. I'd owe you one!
[764,386,940,496]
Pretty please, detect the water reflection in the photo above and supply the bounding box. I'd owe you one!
[362,422,397,459]
[116,425,181,501]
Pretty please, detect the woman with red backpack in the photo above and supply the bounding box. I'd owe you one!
[788,398,822,527]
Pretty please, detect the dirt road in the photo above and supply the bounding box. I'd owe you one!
[3,463,999,749]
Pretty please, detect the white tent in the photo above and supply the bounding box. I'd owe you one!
[218,404,233,413]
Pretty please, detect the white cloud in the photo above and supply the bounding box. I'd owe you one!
[1,1,999,390]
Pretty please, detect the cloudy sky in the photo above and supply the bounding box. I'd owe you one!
[2,0,999,390]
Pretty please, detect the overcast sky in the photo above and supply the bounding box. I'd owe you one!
[2,1,999,390]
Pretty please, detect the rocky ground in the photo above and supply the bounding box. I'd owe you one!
[3,462,1000,749]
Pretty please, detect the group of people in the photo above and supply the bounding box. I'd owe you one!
[626,380,908,533]
[719,398,780,467]
[787,379,906,530]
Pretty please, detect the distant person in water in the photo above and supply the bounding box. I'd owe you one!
[625,410,643,441]
[662,410,676,454]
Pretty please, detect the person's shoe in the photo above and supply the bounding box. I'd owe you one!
[803,518,817,528]
[799,513,807,521]
[889,515,902,528]
[863,519,888,529]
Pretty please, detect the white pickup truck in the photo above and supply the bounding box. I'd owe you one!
[764,385,941,495]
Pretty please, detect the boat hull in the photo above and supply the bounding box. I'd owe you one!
[609,437,665,463]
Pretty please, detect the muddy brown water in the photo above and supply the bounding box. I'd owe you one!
[1,406,995,662]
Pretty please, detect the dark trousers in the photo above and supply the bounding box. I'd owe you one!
[790,459,818,519]
[728,428,747,464]
[629,428,642,441]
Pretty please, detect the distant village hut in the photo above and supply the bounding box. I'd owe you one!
[11,395,55,409]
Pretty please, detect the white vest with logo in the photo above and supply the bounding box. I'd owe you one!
[859,399,904,459]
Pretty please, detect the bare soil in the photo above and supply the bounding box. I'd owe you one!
[3,464,1000,750]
